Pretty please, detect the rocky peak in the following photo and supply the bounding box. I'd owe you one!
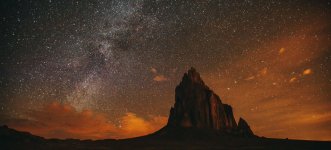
[180,67,206,87]
[167,68,254,136]
[237,118,254,136]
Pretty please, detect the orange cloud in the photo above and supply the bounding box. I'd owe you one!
[279,48,285,55]
[7,102,167,140]
[303,69,312,75]
[153,75,168,82]
[289,77,297,83]
[150,67,169,82]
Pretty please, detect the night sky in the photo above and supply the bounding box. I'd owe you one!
[1,0,331,140]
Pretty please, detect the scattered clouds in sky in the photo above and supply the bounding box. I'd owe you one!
[203,17,331,141]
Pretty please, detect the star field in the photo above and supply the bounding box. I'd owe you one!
[0,0,331,140]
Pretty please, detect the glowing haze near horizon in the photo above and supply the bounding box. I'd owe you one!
[1,0,331,140]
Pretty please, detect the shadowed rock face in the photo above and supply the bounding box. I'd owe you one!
[167,67,253,136]
[238,118,254,136]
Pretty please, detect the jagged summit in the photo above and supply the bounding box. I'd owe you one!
[180,67,206,86]
[164,68,254,137]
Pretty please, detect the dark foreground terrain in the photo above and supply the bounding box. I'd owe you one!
[1,125,331,150]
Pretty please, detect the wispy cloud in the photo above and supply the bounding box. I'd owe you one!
[150,67,157,74]
[153,75,168,82]
[150,67,169,82]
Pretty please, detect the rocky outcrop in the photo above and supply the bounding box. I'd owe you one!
[166,67,253,136]
[237,118,254,137]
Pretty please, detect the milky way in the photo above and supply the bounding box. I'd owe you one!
[1,0,331,140]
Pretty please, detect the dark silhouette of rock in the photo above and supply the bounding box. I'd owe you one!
[167,67,253,136]
[0,125,44,141]
[237,118,254,137]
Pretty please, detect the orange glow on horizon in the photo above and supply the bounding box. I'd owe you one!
[7,102,167,140]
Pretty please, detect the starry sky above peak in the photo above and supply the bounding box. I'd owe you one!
[0,0,331,140]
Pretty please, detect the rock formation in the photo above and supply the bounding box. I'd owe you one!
[237,118,254,137]
[166,67,254,136]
